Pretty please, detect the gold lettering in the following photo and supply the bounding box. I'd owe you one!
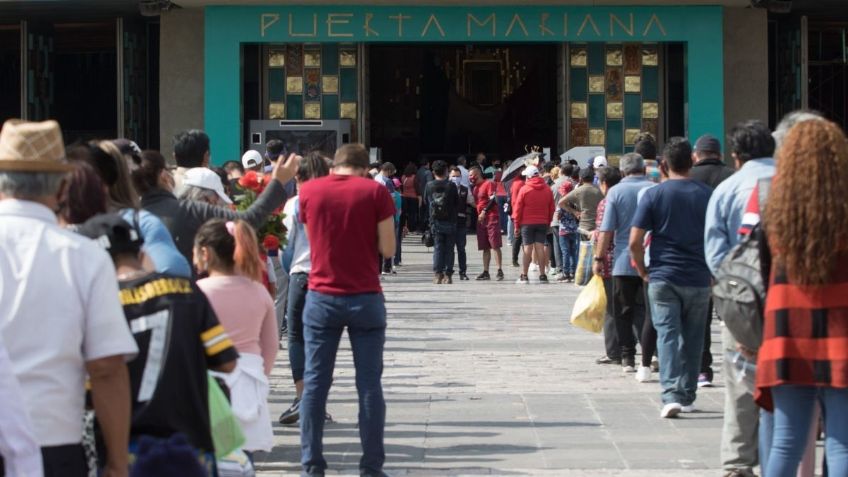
[389,13,411,37]
[260,13,280,38]
[327,13,354,37]
[289,13,317,37]
[467,13,495,37]
[421,14,446,37]
[539,13,555,36]
[643,14,667,36]
[505,14,529,37]
[364,13,379,36]
[152,279,167,297]
[610,13,634,37]
[577,14,601,37]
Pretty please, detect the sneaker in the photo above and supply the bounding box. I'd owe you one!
[459,273,469,281]
[622,364,637,373]
[496,269,504,281]
[538,274,548,284]
[660,402,682,418]
[635,366,652,382]
[681,404,696,413]
[394,262,403,267]
[278,397,301,425]
[595,355,621,365]
[698,373,713,388]
[511,261,520,267]
[433,273,443,284]
[475,271,491,281]
[516,275,529,284]
[556,274,568,282]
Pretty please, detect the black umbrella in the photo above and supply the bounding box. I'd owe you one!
[502,151,543,182]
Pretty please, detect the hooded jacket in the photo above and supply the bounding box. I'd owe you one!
[513,176,556,227]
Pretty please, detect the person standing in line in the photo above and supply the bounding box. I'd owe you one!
[171,129,212,195]
[0,335,42,477]
[195,219,278,456]
[297,144,396,477]
[448,166,475,281]
[508,171,526,267]
[703,120,777,477]
[415,157,434,232]
[0,119,138,477]
[592,166,622,370]
[455,156,471,189]
[278,153,331,426]
[512,166,556,284]
[630,137,713,419]
[555,163,578,282]
[470,166,504,281]
[560,167,604,238]
[495,163,509,235]
[400,163,421,235]
[424,160,460,284]
[595,153,654,375]
[688,134,736,388]
[76,213,238,473]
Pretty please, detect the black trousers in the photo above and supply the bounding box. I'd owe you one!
[612,275,647,362]
[700,299,714,379]
[512,234,523,264]
[0,444,87,477]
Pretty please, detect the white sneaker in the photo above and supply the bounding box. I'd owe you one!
[681,404,695,413]
[660,402,682,418]
[635,366,652,382]
[622,365,636,373]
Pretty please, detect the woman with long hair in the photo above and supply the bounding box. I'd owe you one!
[757,119,848,476]
[195,219,277,456]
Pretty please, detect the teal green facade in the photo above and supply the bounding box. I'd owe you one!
[205,5,724,162]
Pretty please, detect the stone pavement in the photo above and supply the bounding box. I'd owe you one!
[256,236,726,476]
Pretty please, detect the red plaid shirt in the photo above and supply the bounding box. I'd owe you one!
[592,199,614,279]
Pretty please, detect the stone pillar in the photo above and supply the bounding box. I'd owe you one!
[159,8,205,164]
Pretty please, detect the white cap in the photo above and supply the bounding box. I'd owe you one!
[183,167,233,204]
[522,165,540,177]
[242,150,263,169]
[593,155,608,168]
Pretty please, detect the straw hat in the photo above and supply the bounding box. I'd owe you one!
[0,119,70,172]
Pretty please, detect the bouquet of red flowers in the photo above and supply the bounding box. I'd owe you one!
[235,171,287,252]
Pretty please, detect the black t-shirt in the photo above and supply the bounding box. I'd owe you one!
[115,273,239,453]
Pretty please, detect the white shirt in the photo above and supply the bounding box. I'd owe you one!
[282,196,311,274]
[0,338,42,477]
[0,200,138,446]
[457,165,471,189]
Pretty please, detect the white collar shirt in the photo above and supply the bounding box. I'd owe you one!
[457,165,471,189]
[0,199,138,446]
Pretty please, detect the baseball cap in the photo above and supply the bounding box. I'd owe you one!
[183,167,233,204]
[593,156,608,168]
[76,213,144,258]
[522,165,540,177]
[242,150,263,169]
[694,134,721,154]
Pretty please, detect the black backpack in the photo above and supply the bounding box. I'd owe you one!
[431,188,450,221]
[712,178,772,351]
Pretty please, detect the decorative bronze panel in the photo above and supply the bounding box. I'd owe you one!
[642,118,659,136]
[269,50,285,67]
[589,128,605,146]
[588,75,605,93]
[286,44,303,75]
[340,50,356,67]
[623,44,641,74]
[625,128,641,145]
[624,76,641,93]
[570,47,587,67]
[606,102,623,119]
[269,102,285,119]
[304,50,321,68]
[642,47,658,66]
[642,102,659,119]
[304,102,321,119]
[571,102,587,119]
[322,76,339,94]
[286,76,303,94]
[340,102,357,119]
[606,47,623,66]
[605,69,623,101]
[570,119,588,146]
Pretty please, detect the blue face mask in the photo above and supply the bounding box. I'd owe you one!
[450,177,462,186]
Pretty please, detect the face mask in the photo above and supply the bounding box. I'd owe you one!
[450,177,461,186]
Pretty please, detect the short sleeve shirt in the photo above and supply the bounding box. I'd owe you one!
[299,174,396,295]
[473,180,498,218]
[115,273,238,452]
[565,184,604,232]
[631,179,713,287]
[599,176,655,276]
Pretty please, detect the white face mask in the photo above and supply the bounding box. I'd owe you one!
[450,177,461,185]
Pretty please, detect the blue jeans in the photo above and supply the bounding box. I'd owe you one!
[286,272,308,382]
[450,224,467,275]
[766,385,848,477]
[647,282,710,405]
[558,234,578,275]
[432,224,456,274]
[300,291,386,475]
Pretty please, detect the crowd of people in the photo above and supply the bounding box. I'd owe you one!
[1,108,848,477]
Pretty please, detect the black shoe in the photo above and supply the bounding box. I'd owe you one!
[539,274,548,283]
[476,271,491,281]
[459,273,469,281]
[496,269,504,281]
[278,397,301,425]
[511,261,520,267]
[595,355,622,365]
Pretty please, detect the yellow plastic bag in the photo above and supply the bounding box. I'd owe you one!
[570,275,607,333]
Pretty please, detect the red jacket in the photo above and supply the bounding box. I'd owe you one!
[513,177,555,227]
